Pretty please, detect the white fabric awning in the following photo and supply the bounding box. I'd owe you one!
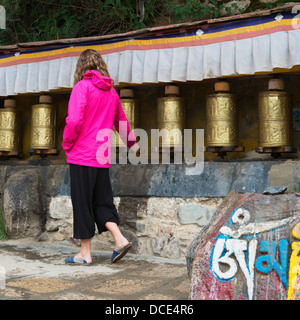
[0,11,300,96]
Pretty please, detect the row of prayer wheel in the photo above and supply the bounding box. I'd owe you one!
[0,95,56,152]
[114,79,293,150]
[0,80,294,154]
[205,78,292,148]
[206,78,292,148]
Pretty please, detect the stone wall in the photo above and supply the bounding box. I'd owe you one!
[43,194,221,259]
[1,160,299,260]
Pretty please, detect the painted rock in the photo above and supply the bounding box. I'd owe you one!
[186,191,300,300]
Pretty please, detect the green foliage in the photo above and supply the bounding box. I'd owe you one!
[0,207,6,241]
[0,0,167,45]
[246,0,299,12]
[166,0,227,21]
[0,0,85,43]
[0,0,299,45]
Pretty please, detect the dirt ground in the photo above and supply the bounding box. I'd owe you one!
[0,238,190,300]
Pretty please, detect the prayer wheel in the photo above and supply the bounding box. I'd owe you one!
[157,86,185,148]
[113,89,139,148]
[258,79,292,147]
[0,99,20,152]
[30,95,56,149]
[206,81,238,147]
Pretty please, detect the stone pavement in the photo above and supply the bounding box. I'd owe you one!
[0,238,190,300]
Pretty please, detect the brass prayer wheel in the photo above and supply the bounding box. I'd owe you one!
[113,89,139,148]
[206,81,238,147]
[258,79,292,147]
[0,99,20,152]
[30,95,56,149]
[157,86,185,148]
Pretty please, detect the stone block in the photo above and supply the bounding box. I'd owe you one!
[294,161,300,192]
[178,204,216,226]
[110,164,154,196]
[45,196,73,239]
[263,186,287,195]
[45,219,59,232]
[231,162,270,194]
[110,162,277,197]
[3,168,42,238]
[117,197,148,221]
[136,221,146,233]
[268,162,295,192]
[49,196,72,220]
[148,163,238,197]
[151,236,180,259]
[0,166,7,198]
[43,165,70,197]
[147,197,177,219]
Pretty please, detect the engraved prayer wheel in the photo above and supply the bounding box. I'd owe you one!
[0,99,20,152]
[258,79,292,147]
[157,86,185,148]
[113,89,139,148]
[206,81,238,147]
[30,95,56,149]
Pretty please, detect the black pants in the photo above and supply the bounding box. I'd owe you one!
[69,164,119,239]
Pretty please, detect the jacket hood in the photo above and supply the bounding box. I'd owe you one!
[83,70,113,91]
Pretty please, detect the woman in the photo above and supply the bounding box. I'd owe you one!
[62,49,138,264]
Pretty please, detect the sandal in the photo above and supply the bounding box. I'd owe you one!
[65,256,91,265]
[111,242,133,263]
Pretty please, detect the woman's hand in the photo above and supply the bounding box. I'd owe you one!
[129,143,140,155]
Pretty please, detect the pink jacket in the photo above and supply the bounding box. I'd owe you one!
[62,70,136,168]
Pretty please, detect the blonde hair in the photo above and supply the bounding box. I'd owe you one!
[73,49,111,86]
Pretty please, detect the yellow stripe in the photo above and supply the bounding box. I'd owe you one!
[200,19,293,40]
[0,18,295,66]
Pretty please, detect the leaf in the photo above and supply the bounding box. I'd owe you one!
[213,8,220,18]
[209,0,218,5]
